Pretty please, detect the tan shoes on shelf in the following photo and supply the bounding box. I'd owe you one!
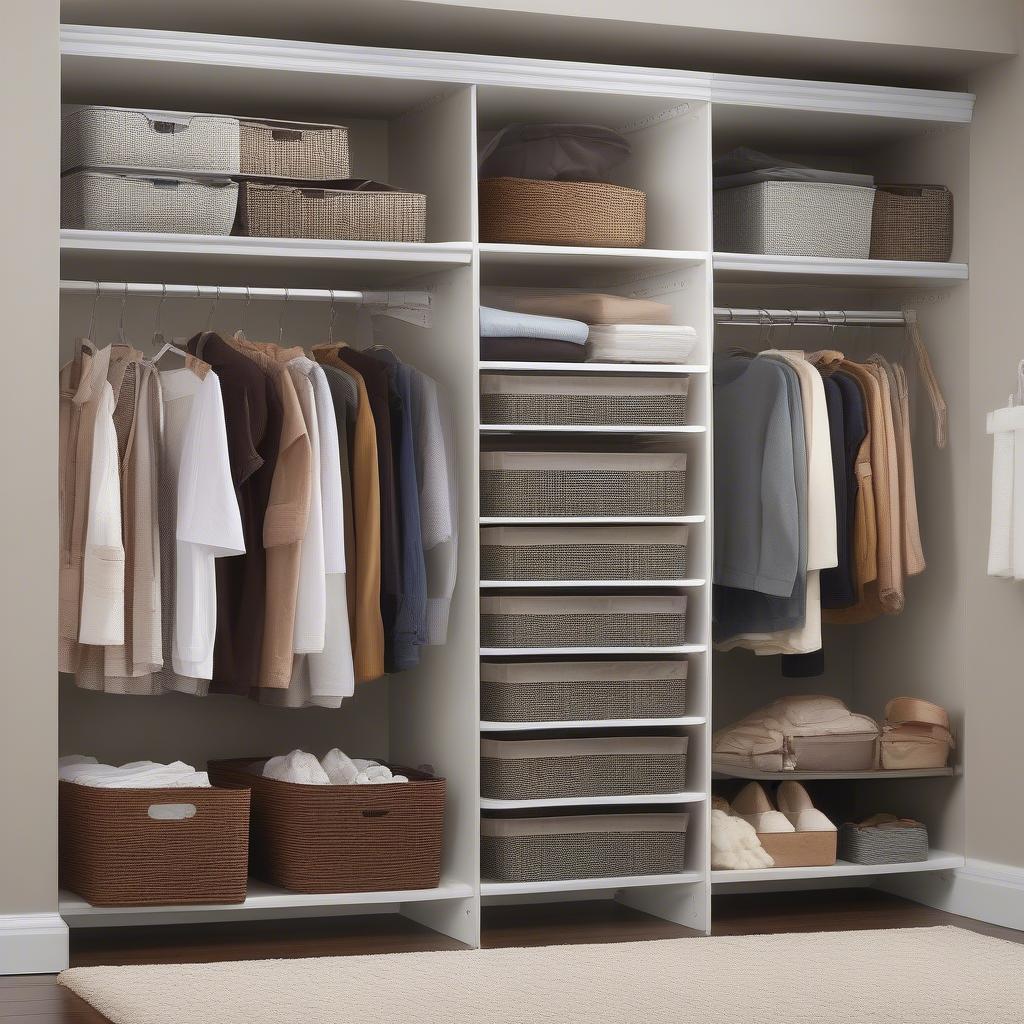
[729,781,838,868]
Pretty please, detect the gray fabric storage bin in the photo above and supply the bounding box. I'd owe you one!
[239,119,350,179]
[61,105,241,174]
[480,525,688,581]
[61,170,239,235]
[714,180,875,258]
[480,660,688,723]
[839,820,929,865]
[480,735,689,800]
[481,812,688,881]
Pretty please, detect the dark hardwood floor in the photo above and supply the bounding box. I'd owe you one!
[4,889,1020,1022]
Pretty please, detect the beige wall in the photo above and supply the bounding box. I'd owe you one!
[966,43,1024,869]
[0,0,60,916]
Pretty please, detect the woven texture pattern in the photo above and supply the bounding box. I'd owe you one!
[58,781,250,906]
[481,392,688,427]
[61,172,238,234]
[208,760,444,894]
[481,676,687,722]
[237,181,426,241]
[61,107,240,173]
[240,121,350,179]
[481,610,686,648]
[480,752,687,800]
[838,823,929,865]
[482,831,686,882]
[479,177,646,247]
[481,542,687,580]
[480,468,686,517]
[870,185,953,262]
[714,180,875,258]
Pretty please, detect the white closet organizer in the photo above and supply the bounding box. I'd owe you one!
[44,21,972,958]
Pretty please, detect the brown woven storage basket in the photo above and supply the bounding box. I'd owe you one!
[240,119,350,179]
[58,780,250,906]
[236,179,426,242]
[479,177,646,247]
[869,184,953,262]
[480,736,688,800]
[208,759,445,893]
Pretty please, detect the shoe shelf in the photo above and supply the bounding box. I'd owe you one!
[711,850,965,885]
[712,767,959,781]
[481,871,705,896]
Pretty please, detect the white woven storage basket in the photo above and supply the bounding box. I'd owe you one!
[480,450,687,517]
[480,659,688,723]
[714,180,875,258]
[481,812,689,882]
[239,119,350,179]
[61,105,240,174]
[480,594,688,648]
[480,374,689,427]
[61,170,239,235]
[480,524,688,581]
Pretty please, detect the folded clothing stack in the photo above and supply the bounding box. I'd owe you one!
[58,754,210,788]
[261,748,409,785]
[586,324,698,364]
[480,306,588,363]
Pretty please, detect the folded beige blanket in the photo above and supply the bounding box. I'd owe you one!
[512,292,673,325]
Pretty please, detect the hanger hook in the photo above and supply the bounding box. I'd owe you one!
[153,283,167,344]
[278,287,290,344]
[240,286,251,339]
[206,286,221,331]
[87,282,101,339]
[328,289,338,343]
[118,283,129,343]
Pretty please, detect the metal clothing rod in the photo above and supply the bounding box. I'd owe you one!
[59,280,431,309]
[714,306,905,326]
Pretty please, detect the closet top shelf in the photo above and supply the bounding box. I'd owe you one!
[713,253,969,288]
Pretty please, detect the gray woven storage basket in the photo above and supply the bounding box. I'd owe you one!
[480,736,688,800]
[480,525,688,581]
[240,119,350,179]
[481,812,688,882]
[480,660,687,723]
[838,820,928,865]
[61,105,240,174]
[714,180,875,258]
[480,451,687,518]
[480,375,689,427]
[869,185,953,262]
[236,179,426,241]
[480,595,687,648]
[61,170,239,234]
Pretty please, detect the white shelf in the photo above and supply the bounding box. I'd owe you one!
[712,765,959,781]
[482,871,704,896]
[481,644,706,657]
[713,252,968,288]
[481,792,706,810]
[479,579,705,590]
[479,362,707,375]
[480,515,705,526]
[481,716,706,732]
[711,851,964,885]
[480,424,705,435]
[58,877,476,925]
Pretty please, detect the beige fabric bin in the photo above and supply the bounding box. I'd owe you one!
[480,735,689,800]
[788,733,880,772]
[480,374,689,427]
[480,659,688,723]
[480,594,688,649]
[481,812,689,881]
[480,524,688,581]
[480,451,687,517]
[239,119,350,179]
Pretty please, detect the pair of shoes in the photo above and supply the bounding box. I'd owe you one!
[731,781,836,834]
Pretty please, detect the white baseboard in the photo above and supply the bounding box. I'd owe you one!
[0,912,69,975]
[881,859,1024,933]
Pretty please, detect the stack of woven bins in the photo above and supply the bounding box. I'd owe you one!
[60,105,426,241]
[479,287,695,886]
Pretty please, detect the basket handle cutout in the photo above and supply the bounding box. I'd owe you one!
[361,808,390,818]
[148,117,192,135]
[271,128,304,142]
[147,803,197,821]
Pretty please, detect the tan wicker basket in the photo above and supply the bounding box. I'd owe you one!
[58,780,250,906]
[869,184,953,262]
[480,735,688,800]
[208,759,445,893]
[479,177,646,247]
[481,812,689,882]
[240,119,350,179]
[236,179,426,242]
[480,659,688,723]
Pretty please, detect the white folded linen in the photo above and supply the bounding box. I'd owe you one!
[263,750,331,786]
[480,306,589,344]
[586,324,698,364]
[321,748,359,785]
[59,757,210,788]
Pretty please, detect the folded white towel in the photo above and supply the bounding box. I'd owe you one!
[59,757,210,788]
[356,764,393,784]
[321,748,360,785]
[586,324,698,364]
[479,306,588,345]
[263,750,331,786]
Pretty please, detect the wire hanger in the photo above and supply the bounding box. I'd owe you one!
[328,289,338,343]
[86,282,100,340]
[278,288,290,344]
[205,286,221,333]
[117,283,130,344]
[152,285,192,364]
[151,283,167,347]
[238,286,251,341]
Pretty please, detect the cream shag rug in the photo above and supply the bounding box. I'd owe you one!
[60,926,1023,1024]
